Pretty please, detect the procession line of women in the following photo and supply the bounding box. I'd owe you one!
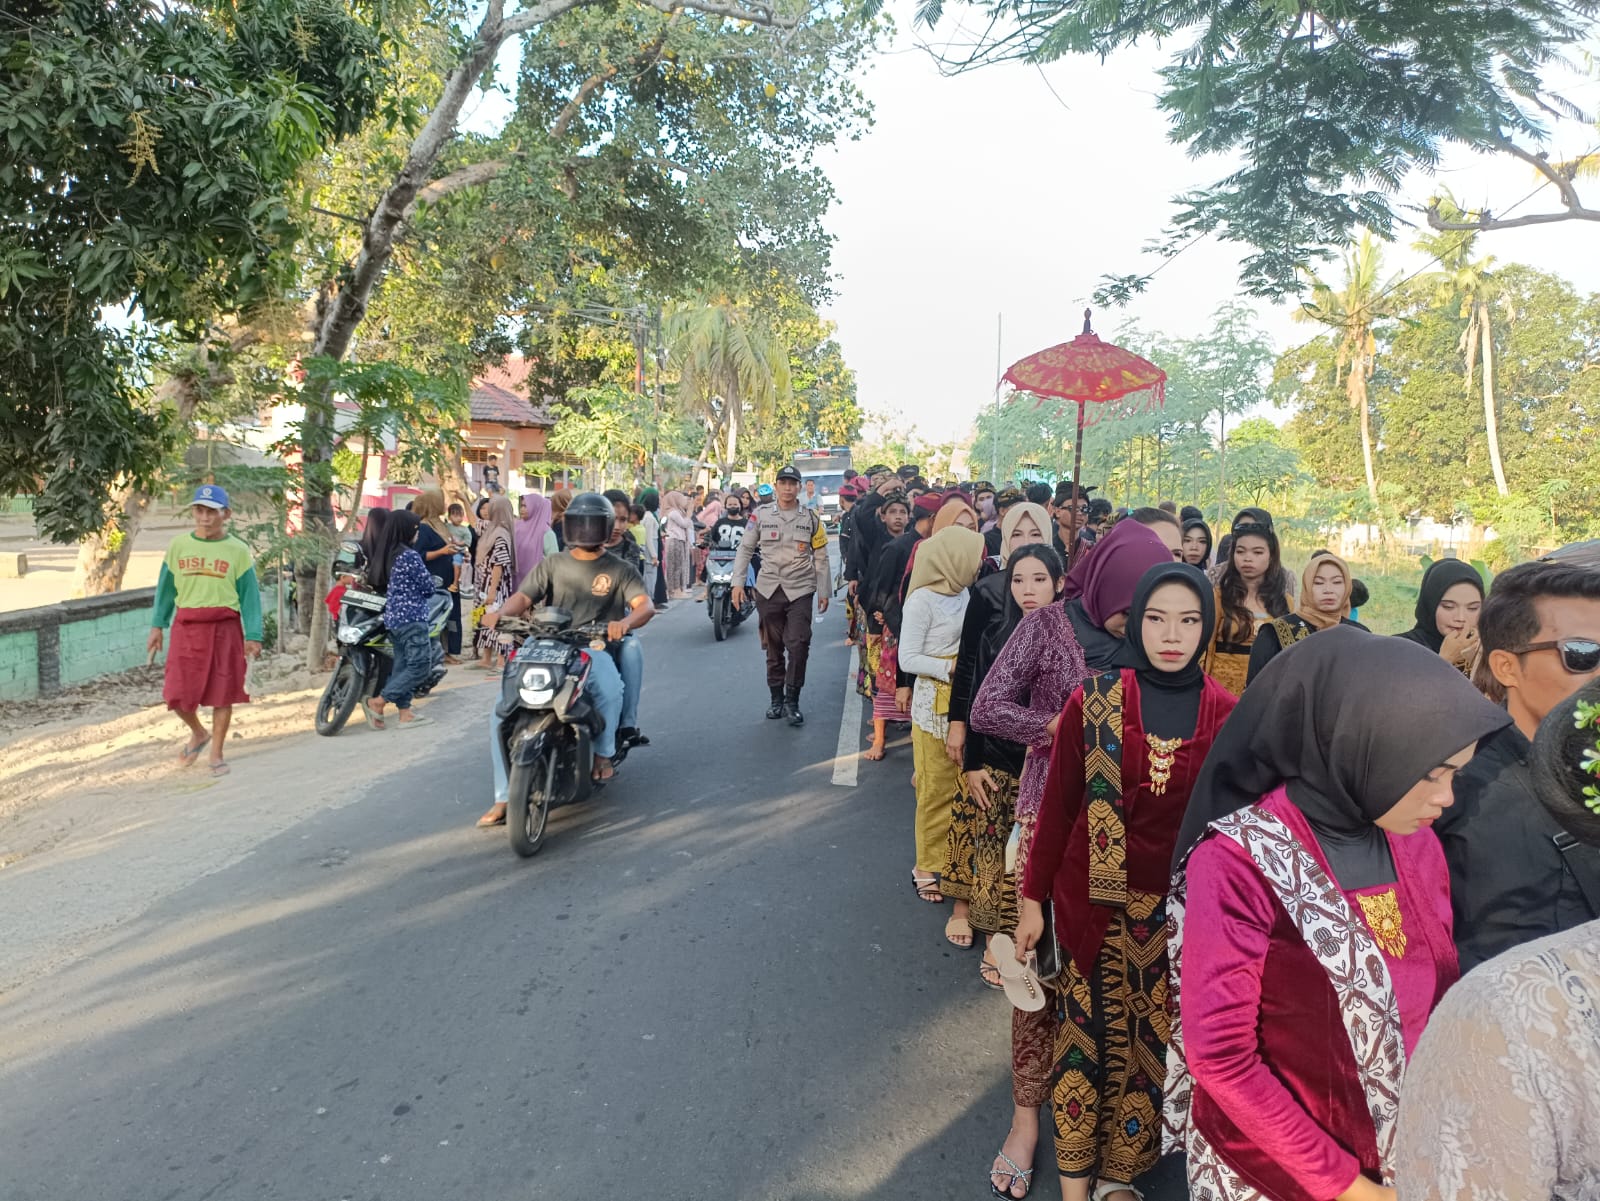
[838,484,1584,1201]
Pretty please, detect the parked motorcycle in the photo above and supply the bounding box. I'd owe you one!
[494,609,646,857]
[314,540,452,735]
[704,546,756,641]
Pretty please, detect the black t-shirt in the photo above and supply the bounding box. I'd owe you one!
[415,524,453,587]
[517,550,646,627]
[705,516,749,550]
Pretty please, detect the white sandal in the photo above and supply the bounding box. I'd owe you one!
[989,934,1046,1012]
[1091,1182,1144,1201]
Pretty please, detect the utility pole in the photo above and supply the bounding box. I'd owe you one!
[991,312,1002,482]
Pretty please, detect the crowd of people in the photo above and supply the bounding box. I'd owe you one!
[147,461,1600,1200]
[828,465,1600,1201]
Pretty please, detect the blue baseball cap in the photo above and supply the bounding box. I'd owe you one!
[191,484,230,510]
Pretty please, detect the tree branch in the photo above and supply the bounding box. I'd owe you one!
[1427,137,1600,231]
[311,204,367,226]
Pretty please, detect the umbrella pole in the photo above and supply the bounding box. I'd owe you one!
[1068,400,1086,570]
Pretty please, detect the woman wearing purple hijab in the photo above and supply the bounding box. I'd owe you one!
[513,493,555,583]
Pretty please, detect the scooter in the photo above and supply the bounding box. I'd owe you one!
[314,540,451,735]
[705,547,756,642]
[494,609,647,857]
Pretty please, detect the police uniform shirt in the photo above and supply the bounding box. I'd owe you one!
[732,502,829,599]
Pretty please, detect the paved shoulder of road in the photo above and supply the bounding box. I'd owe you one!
[1,596,1038,1201]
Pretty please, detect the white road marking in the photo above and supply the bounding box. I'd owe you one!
[831,643,862,787]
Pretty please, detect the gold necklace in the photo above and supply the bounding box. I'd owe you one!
[1145,733,1183,795]
[1356,888,1408,959]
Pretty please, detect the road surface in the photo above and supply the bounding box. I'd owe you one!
[0,590,1184,1200]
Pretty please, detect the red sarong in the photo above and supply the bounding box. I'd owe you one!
[164,607,249,711]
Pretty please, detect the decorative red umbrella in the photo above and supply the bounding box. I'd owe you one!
[1003,309,1167,565]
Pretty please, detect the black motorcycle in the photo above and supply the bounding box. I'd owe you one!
[495,609,646,857]
[315,540,452,735]
[704,546,756,641]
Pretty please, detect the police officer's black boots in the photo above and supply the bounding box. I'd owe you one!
[784,687,804,727]
[766,686,785,720]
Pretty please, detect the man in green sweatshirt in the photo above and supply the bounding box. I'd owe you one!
[147,485,263,777]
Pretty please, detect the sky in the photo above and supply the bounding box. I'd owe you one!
[815,9,1600,444]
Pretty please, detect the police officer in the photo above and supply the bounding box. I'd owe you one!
[732,465,830,725]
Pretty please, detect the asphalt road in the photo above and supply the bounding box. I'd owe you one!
[0,587,1184,1201]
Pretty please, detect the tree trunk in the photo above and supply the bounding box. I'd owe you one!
[1348,360,1380,514]
[1216,409,1228,527]
[341,441,371,534]
[71,333,251,595]
[1479,303,1509,496]
[306,559,331,672]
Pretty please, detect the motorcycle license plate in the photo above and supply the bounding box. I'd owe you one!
[344,589,385,610]
[521,644,570,665]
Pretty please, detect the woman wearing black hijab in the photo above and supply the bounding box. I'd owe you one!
[1012,563,1237,1201]
[1180,517,1213,569]
[1165,628,1510,1201]
[1395,558,1484,673]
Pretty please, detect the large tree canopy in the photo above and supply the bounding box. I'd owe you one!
[908,0,1600,298]
[0,0,386,539]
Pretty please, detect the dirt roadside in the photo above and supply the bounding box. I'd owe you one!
[0,656,491,993]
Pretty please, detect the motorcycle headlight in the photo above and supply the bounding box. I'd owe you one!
[708,568,734,583]
[337,624,364,644]
[518,665,558,706]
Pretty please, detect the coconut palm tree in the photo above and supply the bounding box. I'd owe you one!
[1295,232,1400,516]
[1416,197,1509,495]
[666,300,791,480]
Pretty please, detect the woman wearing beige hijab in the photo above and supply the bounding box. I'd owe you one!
[662,491,695,597]
[471,495,517,671]
[1245,551,1363,686]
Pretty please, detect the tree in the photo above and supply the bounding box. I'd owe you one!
[906,0,1600,296]
[1416,199,1509,495]
[0,0,385,541]
[1171,305,1275,523]
[292,0,879,567]
[546,382,687,484]
[1224,418,1303,507]
[1295,233,1400,516]
[666,300,792,478]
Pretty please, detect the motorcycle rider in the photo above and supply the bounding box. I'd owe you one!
[702,492,751,552]
[732,465,830,726]
[477,492,654,826]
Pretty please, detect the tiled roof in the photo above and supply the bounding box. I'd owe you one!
[468,357,557,427]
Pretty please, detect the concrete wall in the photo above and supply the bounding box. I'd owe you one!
[0,588,157,701]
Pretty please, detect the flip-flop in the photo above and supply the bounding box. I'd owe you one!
[396,714,434,728]
[178,735,210,767]
[210,761,231,779]
[945,914,974,948]
[360,700,387,730]
[989,934,1046,1012]
[476,805,507,828]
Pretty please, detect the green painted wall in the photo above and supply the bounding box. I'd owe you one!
[0,628,39,700]
[57,604,154,687]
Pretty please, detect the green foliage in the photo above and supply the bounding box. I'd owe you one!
[0,0,386,540]
[548,382,672,484]
[272,356,467,520]
[909,0,1598,296]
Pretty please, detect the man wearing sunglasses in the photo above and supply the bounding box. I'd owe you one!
[1435,558,1600,971]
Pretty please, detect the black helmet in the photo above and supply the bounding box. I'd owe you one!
[563,491,615,550]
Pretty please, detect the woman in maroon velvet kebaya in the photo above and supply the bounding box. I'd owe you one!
[1016,563,1237,1201]
[1165,627,1511,1201]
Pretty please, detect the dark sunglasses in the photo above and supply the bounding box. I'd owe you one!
[1513,638,1600,674]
